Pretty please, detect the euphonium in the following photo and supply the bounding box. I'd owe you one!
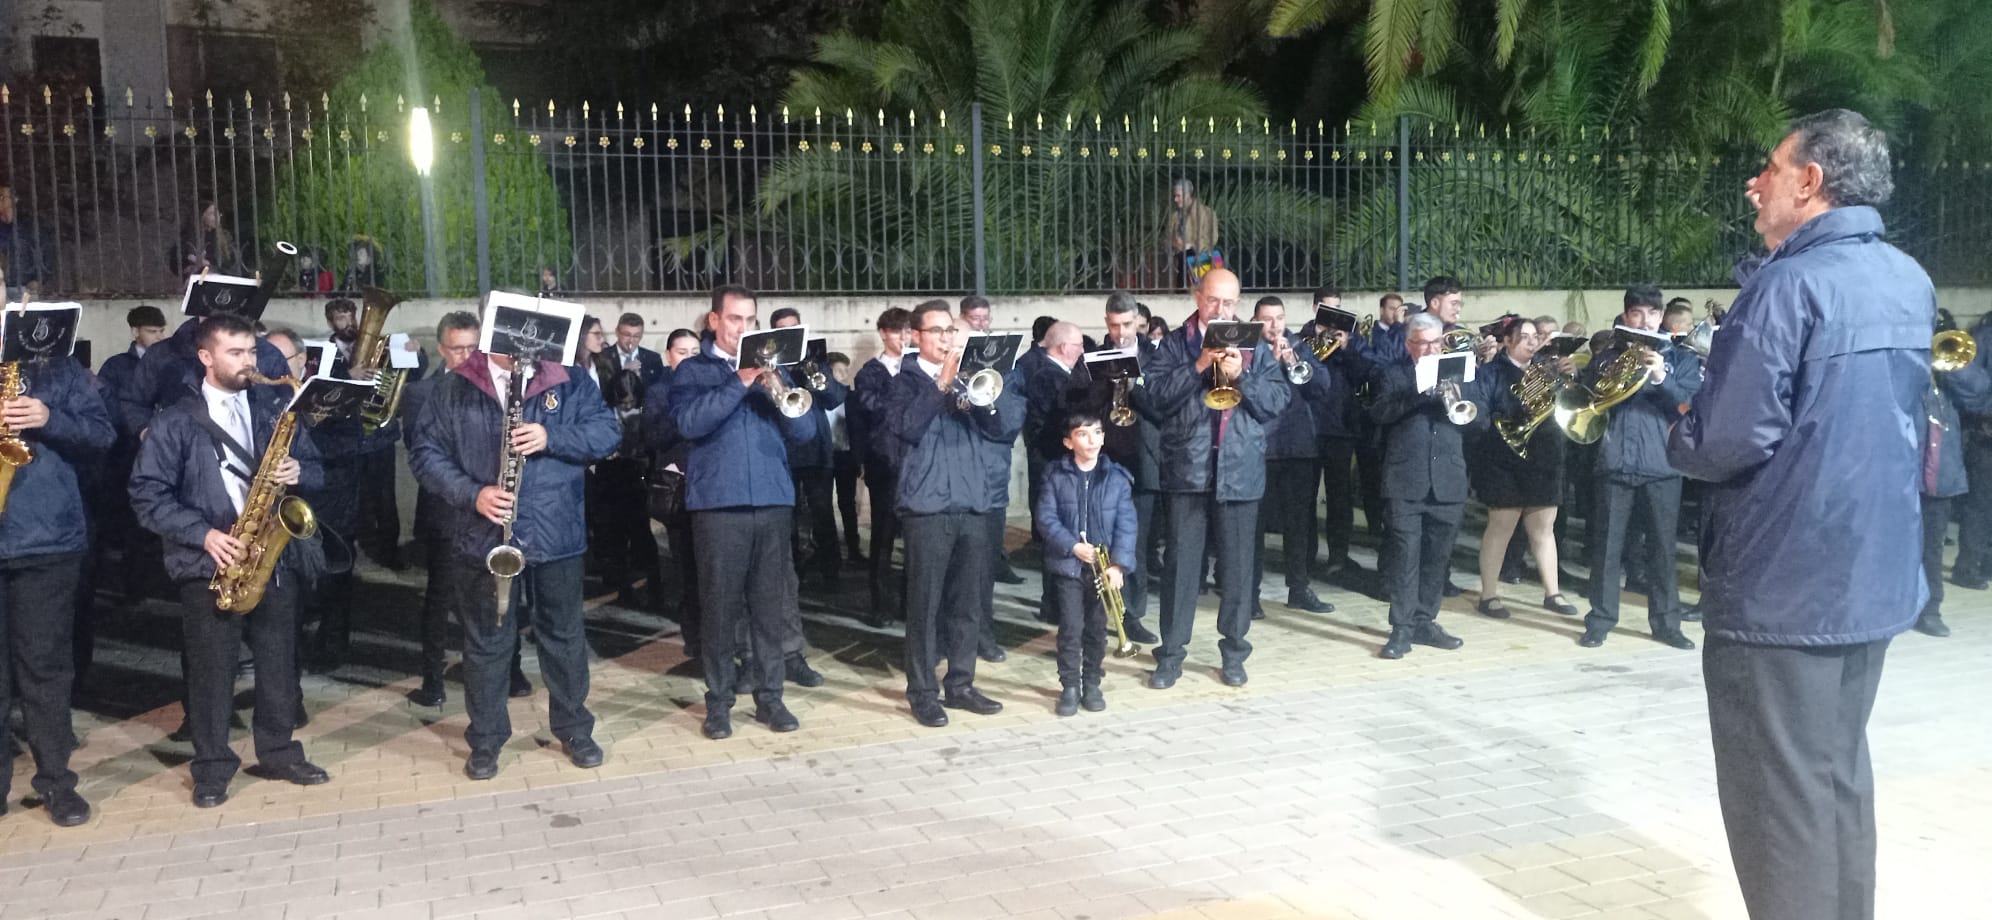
[751,339,812,418]
[351,286,409,432]
[1494,360,1569,458]
[485,360,528,625]
[1934,330,1977,373]
[210,373,317,614]
[0,362,36,516]
[1092,544,1138,658]
[1554,345,1653,444]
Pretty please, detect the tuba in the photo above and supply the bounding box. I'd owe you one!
[485,358,529,625]
[1495,360,1569,458]
[350,286,409,432]
[1934,330,1977,373]
[1092,544,1139,658]
[210,374,318,614]
[0,360,36,516]
[1554,345,1653,444]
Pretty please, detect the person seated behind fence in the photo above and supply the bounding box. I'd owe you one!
[1034,412,1138,718]
[1166,179,1218,287]
[0,183,51,301]
[176,200,245,281]
[342,236,388,291]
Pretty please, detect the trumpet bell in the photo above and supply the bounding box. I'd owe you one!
[1203,386,1242,410]
[1934,330,1977,373]
[777,388,814,418]
[1285,360,1313,385]
[1446,400,1478,425]
[961,367,1004,409]
[1442,329,1476,353]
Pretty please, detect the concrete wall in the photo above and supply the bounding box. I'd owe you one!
[63,288,1992,366]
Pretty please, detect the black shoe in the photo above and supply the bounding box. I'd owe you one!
[1123,619,1159,644]
[911,700,949,727]
[1579,624,1609,648]
[993,567,1026,585]
[562,736,604,768]
[1651,628,1696,650]
[45,789,91,827]
[192,784,228,808]
[407,678,446,708]
[1250,604,1266,621]
[1950,573,1989,591]
[1287,589,1334,613]
[1148,664,1180,689]
[464,750,500,781]
[1380,630,1412,660]
[246,761,330,786]
[1080,683,1105,712]
[702,710,733,740]
[1220,663,1247,687]
[1411,623,1464,650]
[977,642,1007,663]
[786,656,825,688]
[734,661,754,696]
[942,688,1003,716]
[1500,570,1525,585]
[1476,598,1511,619]
[1054,686,1079,717]
[292,703,310,732]
[1679,604,1703,622]
[846,549,868,564]
[1915,615,1952,638]
[509,668,533,699]
[753,701,801,732]
[1543,594,1580,617]
[1442,580,1464,597]
[168,720,193,743]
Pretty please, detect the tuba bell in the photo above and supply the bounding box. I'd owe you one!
[1934,330,1977,373]
[351,286,410,431]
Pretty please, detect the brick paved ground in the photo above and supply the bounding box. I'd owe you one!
[5,521,1990,919]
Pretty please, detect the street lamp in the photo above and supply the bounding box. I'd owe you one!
[408,106,435,175]
[410,106,442,295]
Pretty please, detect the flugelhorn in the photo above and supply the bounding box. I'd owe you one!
[1934,330,1977,373]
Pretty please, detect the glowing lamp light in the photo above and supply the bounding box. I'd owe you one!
[409,107,435,175]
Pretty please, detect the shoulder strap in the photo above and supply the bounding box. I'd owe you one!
[180,397,258,482]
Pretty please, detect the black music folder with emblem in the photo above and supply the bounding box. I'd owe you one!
[1201,320,1260,351]
[480,291,585,366]
[180,271,278,320]
[1314,306,1359,336]
[740,326,807,367]
[961,333,1022,373]
[1083,346,1140,381]
[0,302,82,362]
[284,376,375,428]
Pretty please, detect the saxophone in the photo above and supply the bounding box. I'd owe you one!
[484,362,528,624]
[0,362,36,516]
[210,373,318,614]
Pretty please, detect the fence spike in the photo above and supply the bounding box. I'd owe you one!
[1453,122,1460,137]
[1006,112,1013,130]
[1094,114,1102,130]
[86,86,95,106]
[938,109,946,128]
[1035,112,1042,131]
[1179,116,1187,132]
[0,85,9,105]
[358,93,366,112]
[1122,114,1130,131]
[686,104,694,119]
[1152,116,1159,131]
[320,92,329,112]
[1291,119,1299,135]
[1504,123,1511,139]
[551,100,558,118]
[617,102,625,120]
[652,103,659,121]
[396,94,405,112]
[583,101,591,118]
[879,108,886,127]
[908,109,917,128]
[513,98,520,118]
[750,104,759,123]
[1064,113,1072,131]
[1579,125,1586,140]
[1232,117,1240,133]
[1426,121,1434,137]
[1260,118,1268,134]
[782,104,791,123]
[716,103,724,119]
[1477,123,1484,138]
[1368,120,1376,136]
[433,95,441,114]
[204,89,212,108]
[283,91,292,112]
[845,108,855,125]
[126,86,134,107]
[39,85,49,105]
[814,107,822,125]
[166,89,174,107]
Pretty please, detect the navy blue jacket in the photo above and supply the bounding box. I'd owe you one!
[606,345,666,390]
[0,359,115,559]
[1263,331,1334,461]
[1024,360,1079,463]
[1926,359,1992,498]
[884,355,1025,516]
[129,383,326,583]
[1034,456,1139,582]
[408,354,621,565]
[783,374,848,473]
[1366,360,1493,503]
[669,342,819,510]
[1357,321,1407,366]
[1069,340,1163,492]
[99,345,145,441]
[399,370,457,539]
[123,319,291,434]
[1144,321,1289,500]
[1668,206,1933,646]
[851,354,907,480]
[641,365,691,471]
[1584,339,1701,482]
[977,365,1029,508]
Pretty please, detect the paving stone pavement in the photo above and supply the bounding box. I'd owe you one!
[6,542,1991,920]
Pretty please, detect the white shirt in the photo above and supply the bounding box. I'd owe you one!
[617,346,640,369]
[713,344,739,372]
[202,381,253,514]
[880,351,904,377]
[916,356,944,380]
[487,356,531,410]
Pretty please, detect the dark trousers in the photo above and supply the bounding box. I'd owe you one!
[1318,439,1357,561]
[418,531,457,682]
[1353,440,1388,537]
[692,507,794,710]
[901,511,988,704]
[1706,637,1889,920]
[1259,458,1319,595]
[1127,490,1157,624]
[1025,453,1048,544]
[832,450,863,556]
[970,507,1006,647]
[589,458,660,594]
[1048,572,1106,687]
[1383,496,1463,629]
[664,521,700,649]
[1156,493,1256,669]
[868,473,904,602]
[355,446,400,562]
[791,467,838,580]
[0,554,82,801]
[1954,438,1992,578]
[1920,495,1948,620]
[457,555,593,754]
[1587,476,1682,632]
[179,576,304,788]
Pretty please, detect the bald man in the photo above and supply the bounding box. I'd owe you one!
[1143,270,1289,688]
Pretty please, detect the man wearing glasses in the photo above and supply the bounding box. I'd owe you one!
[880,300,1025,727]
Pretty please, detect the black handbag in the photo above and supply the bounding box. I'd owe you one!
[648,464,688,526]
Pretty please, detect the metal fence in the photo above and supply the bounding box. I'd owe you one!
[4,84,1989,299]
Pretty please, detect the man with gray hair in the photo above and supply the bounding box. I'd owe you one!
[1669,109,1929,920]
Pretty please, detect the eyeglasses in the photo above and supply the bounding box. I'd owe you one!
[920,326,957,335]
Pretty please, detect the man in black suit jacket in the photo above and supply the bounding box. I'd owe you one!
[1066,292,1163,644]
[611,313,668,389]
[1367,312,1493,660]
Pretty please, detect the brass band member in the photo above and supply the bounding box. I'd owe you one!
[1470,316,1580,619]
[408,312,621,781]
[1249,295,1337,617]
[400,311,482,706]
[0,329,113,827]
[882,300,1026,727]
[851,307,912,621]
[1144,268,1289,688]
[581,315,661,608]
[129,315,327,807]
[1034,412,1137,716]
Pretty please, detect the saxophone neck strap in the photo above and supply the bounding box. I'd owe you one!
[180,396,260,484]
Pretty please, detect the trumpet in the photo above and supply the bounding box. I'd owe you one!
[751,339,812,418]
[796,357,829,391]
[1442,328,1477,354]
[1680,320,1716,358]
[1203,348,1242,410]
[1091,544,1138,658]
[936,344,1003,411]
[1108,377,1136,427]
[1357,314,1377,338]
[1439,380,1478,425]
[1934,329,1977,373]
[1274,336,1312,384]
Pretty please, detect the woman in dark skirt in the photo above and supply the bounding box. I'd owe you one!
[1471,317,1581,618]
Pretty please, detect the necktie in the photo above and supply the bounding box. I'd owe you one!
[225,395,252,514]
